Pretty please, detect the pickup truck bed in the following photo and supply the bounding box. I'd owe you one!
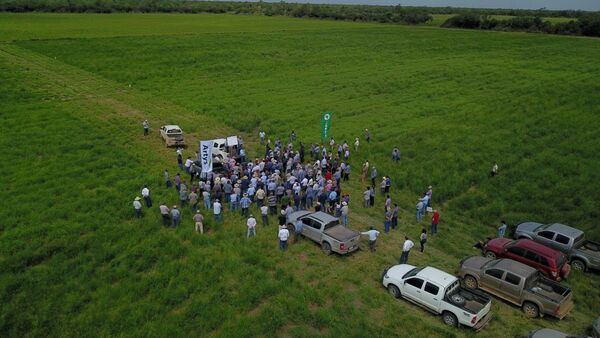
[324,226,360,242]
[446,288,489,314]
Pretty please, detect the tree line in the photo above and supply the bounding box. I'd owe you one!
[1,0,599,37]
[442,13,600,37]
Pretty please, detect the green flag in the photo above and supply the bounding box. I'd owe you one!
[321,112,332,141]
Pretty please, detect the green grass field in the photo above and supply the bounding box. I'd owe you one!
[1,13,599,337]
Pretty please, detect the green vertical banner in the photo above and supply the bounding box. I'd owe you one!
[321,112,332,141]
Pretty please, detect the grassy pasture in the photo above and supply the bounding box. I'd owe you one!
[1,13,600,338]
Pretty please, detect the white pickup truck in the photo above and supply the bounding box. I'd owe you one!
[382,265,493,331]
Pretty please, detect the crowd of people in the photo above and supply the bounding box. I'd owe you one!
[134,123,449,263]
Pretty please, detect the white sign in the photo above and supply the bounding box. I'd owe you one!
[200,140,213,173]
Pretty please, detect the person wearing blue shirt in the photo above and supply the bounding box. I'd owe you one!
[498,221,508,238]
[294,219,303,243]
[240,194,252,217]
[171,206,180,228]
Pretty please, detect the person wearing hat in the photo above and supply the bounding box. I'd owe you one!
[213,199,222,223]
[141,185,152,208]
[364,128,370,143]
[133,197,142,218]
[341,201,349,226]
[278,224,290,251]
[171,205,180,228]
[240,193,251,217]
[278,208,287,228]
[361,226,380,252]
[247,214,257,238]
[193,210,204,234]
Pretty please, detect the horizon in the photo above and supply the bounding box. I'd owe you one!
[212,0,600,11]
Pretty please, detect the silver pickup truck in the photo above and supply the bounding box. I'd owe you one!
[288,211,360,255]
[514,222,600,272]
[458,257,574,319]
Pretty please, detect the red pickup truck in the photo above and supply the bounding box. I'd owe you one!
[484,238,570,281]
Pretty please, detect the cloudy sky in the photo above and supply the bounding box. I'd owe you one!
[231,0,600,11]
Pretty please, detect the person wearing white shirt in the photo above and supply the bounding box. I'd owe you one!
[400,236,414,264]
[361,226,380,252]
[133,197,142,218]
[213,200,222,223]
[260,205,269,226]
[184,157,193,173]
[247,215,257,238]
[278,225,290,251]
[141,185,152,207]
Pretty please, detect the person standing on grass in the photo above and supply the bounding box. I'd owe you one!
[369,186,375,207]
[400,236,414,264]
[133,197,142,218]
[361,160,369,183]
[159,202,170,226]
[213,199,222,223]
[141,185,152,208]
[420,229,428,252]
[341,201,349,226]
[188,190,198,210]
[391,204,399,230]
[279,225,290,251]
[193,210,204,234]
[354,137,360,151]
[240,193,252,217]
[290,130,296,143]
[202,190,211,210]
[498,220,508,238]
[490,162,498,177]
[384,194,391,212]
[247,214,257,238]
[259,130,265,145]
[179,188,188,207]
[361,226,380,252]
[278,208,287,228]
[294,218,303,243]
[370,166,378,187]
[363,187,370,208]
[431,209,440,235]
[385,176,391,193]
[364,128,370,143]
[392,147,401,162]
[174,173,181,192]
[384,207,393,234]
[416,199,424,223]
[261,204,269,226]
[380,177,387,196]
[268,192,277,215]
[143,119,149,136]
[164,169,172,188]
[171,205,180,228]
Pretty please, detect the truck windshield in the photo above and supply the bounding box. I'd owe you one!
[402,267,424,279]
[323,220,340,230]
[573,233,585,247]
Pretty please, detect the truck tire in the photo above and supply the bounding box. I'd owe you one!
[388,284,401,299]
[485,251,496,259]
[571,259,586,272]
[322,242,332,255]
[463,275,478,289]
[522,302,539,318]
[450,294,466,306]
[442,312,458,327]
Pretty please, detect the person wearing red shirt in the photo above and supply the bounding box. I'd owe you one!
[431,209,440,235]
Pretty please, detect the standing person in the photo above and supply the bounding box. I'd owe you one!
[384,207,393,233]
[202,190,211,210]
[498,220,508,238]
[392,147,401,162]
[260,204,269,226]
[391,204,399,230]
[420,229,428,252]
[431,209,440,235]
[141,185,152,208]
[363,187,370,208]
[171,205,180,228]
[213,199,222,223]
[361,226,380,252]
[490,162,499,177]
[278,209,287,228]
[247,214,257,238]
[174,173,182,192]
[341,202,349,226]
[369,186,375,207]
[189,190,198,210]
[268,192,277,215]
[416,199,424,222]
[164,169,172,188]
[400,236,414,264]
[179,188,188,207]
[240,193,251,217]
[290,130,296,143]
[159,202,170,226]
[370,166,378,187]
[259,130,266,145]
[177,151,183,170]
[294,218,303,243]
[384,194,391,212]
[361,160,369,183]
[193,210,204,234]
[255,187,265,207]
[364,128,370,143]
[278,225,290,251]
[143,119,149,136]
[354,137,360,151]
[133,197,142,218]
[380,177,387,196]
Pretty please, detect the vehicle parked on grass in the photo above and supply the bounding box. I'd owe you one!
[514,222,600,272]
[458,257,574,319]
[593,316,600,338]
[288,211,360,255]
[483,238,571,281]
[381,264,492,330]
[212,136,241,161]
[526,328,576,338]
[159,125,186,147]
